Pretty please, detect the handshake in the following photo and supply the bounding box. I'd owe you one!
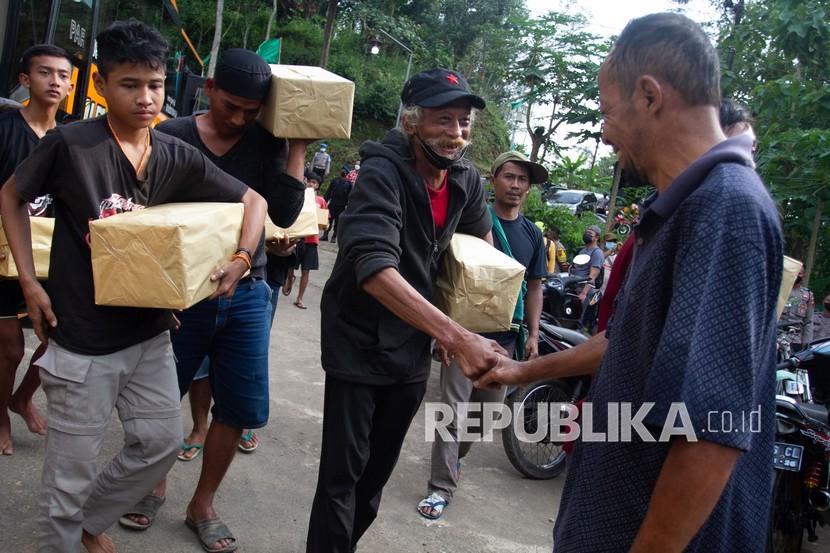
[435,328,527,390]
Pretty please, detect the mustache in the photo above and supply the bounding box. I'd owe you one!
[424,136,470,152]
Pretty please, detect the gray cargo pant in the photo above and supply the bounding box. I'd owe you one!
[427,342,514,503]
[36,332,182,552]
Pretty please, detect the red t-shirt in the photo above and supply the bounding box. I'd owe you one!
[305,194,328,245]
[427,173,450,231]
[597,237,634,332]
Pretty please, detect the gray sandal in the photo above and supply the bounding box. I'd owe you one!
[118,494,166,530]
[185,516,238,552]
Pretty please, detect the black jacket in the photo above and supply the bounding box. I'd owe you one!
[320,129,492,385]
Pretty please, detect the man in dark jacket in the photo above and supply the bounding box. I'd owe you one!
[321,164,352,241]
[306,68,506,552]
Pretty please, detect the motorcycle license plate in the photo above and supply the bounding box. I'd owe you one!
[773,442,804,472]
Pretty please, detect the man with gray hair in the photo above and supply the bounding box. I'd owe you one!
[306,68,506,552]
[478,13,782,552]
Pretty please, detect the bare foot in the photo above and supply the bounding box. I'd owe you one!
[82,530,116,553]
[187,504,234,551]
[0,412,13,455]
[9,399,47,435]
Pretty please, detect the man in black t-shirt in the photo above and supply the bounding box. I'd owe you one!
[0,23,267,553]
[0,44,73,457]
[119,48,307,552]
[417,150,548,520]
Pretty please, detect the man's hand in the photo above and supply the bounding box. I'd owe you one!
[266,236,299,257]
[442,331,508,379]
[22,281,56,343]
[474,356,525,389]
[208,258,248,299]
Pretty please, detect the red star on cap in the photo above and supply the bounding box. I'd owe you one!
[446,73,459,85]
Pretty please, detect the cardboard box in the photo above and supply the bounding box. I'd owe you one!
[258,65,355,139]
[318,208,330,230]
[0,216,53,279]
[89,203,243,309]
[265,188,319,240]
[434,234,526,333]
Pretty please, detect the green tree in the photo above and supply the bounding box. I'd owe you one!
[718,0,830,291]
[507,11,607,164]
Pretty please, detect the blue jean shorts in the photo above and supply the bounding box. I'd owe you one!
[172,278,272,429]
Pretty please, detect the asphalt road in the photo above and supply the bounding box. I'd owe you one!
[1,241,558,553]
[2,240,828,552]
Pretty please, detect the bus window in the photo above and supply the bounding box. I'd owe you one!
[2,0,51,102]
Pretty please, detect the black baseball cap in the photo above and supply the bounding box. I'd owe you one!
[401,68,485,110]
[213,48,272,101]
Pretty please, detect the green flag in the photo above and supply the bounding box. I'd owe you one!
[257,38,282,64]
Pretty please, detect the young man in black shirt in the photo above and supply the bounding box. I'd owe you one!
[0,44,73,456]
[119,48,307,552]
[0,22,267,553]
[417,150,548,520]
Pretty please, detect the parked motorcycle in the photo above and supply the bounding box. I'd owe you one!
[770,339,830,552]
[501,314,591,479]
[543,254,603,332]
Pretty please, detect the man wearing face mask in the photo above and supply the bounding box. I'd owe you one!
[306,68,505,552]
[781,267,815,350]
[571,224,604,296]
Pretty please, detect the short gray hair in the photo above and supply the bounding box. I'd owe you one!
[605,13,720,107]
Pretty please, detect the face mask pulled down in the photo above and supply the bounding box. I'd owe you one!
[417,135,470,170]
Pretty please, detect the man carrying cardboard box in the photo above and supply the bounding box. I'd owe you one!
[417,150,548,520]
[0,44,74,456]
[0,22,268,553]
[119,48,308,552]
[306,68,507,553]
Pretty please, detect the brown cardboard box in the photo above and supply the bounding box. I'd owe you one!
[258,65,355,139]
[0,216,53,279]
[89,203,243,309]
[434,234,526,333]
[265,188,319,240]
[318,208,330,230]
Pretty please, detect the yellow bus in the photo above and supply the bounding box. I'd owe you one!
[0,0,205,120]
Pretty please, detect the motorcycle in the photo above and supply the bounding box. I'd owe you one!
[543,254,603,333]
[501,313,591,479]
[770,338,830,552]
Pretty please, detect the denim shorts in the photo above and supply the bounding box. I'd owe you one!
[172,278,272,429]
[192,280,281,381]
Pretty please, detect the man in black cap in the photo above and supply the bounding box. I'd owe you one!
[120,48,308,553]
[306,68,506,552]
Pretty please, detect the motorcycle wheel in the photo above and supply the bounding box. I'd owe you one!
[767,470,804,553]
[502,380,570,480]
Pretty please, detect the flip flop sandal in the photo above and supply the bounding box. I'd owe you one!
[185,516,238,553]
[237,429,258,453]
[119,494,166,530]
[282,276,294,296]
[177,442,204,462]
[294,301,307,309]
[417,492,448,520]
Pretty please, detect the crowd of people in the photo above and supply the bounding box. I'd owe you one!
[0,10,826,553]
